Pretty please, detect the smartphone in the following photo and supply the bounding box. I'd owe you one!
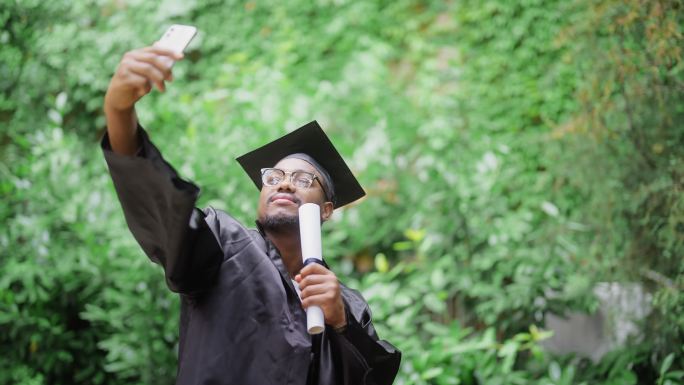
[156,24,197,66]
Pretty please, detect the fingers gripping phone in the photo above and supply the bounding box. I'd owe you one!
[157,24,197,67]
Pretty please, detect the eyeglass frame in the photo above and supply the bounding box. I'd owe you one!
[260,168,331,200]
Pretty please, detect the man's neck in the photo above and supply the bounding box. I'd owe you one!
[264,227,303,278]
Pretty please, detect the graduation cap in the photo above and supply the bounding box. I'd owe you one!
[236,121,365,208]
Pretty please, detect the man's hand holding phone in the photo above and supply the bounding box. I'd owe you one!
[105,24,196,112]
[104,25,196,155]
[104,46,182,112]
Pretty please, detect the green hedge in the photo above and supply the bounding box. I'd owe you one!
[1,0,682,384]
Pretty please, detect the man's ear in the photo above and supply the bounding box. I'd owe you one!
[321,201,334,222]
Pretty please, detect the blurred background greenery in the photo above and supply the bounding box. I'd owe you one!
[1,0,683,384]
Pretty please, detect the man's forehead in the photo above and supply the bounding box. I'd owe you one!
[274,157,317,174]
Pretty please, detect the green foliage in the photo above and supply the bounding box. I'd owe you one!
[1,0,682,384]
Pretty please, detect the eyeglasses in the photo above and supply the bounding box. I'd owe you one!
[260,168,320,189]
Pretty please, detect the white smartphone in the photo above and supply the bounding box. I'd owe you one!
[156,24,197,66]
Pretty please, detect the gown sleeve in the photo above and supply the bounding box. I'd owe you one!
[329,288,401,385]
[101,125,224,295]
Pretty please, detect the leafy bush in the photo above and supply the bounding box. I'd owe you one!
[1,0,682,384]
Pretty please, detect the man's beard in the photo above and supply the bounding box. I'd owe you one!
[257,213,299,232]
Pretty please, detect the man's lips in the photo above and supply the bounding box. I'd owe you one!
[269,193,300,205]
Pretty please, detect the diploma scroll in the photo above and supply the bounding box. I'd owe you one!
[298,203,325,335]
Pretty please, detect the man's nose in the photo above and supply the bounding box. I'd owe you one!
[276,176,296,191]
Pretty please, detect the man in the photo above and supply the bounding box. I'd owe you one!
[102,44,401,384]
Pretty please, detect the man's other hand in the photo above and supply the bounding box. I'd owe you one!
[295,263,347,329]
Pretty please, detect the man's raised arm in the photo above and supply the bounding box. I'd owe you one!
[101,46,227,296]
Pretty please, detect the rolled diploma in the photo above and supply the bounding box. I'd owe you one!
[299,203,325,335]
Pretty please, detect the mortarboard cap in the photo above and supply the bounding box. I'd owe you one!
[236,120,366,208]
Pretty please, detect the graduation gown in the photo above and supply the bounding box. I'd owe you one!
[101,127,401,385]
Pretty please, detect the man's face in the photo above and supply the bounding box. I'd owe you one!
[257,157,333,229]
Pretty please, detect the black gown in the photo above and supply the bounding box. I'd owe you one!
[101,127,401,385]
